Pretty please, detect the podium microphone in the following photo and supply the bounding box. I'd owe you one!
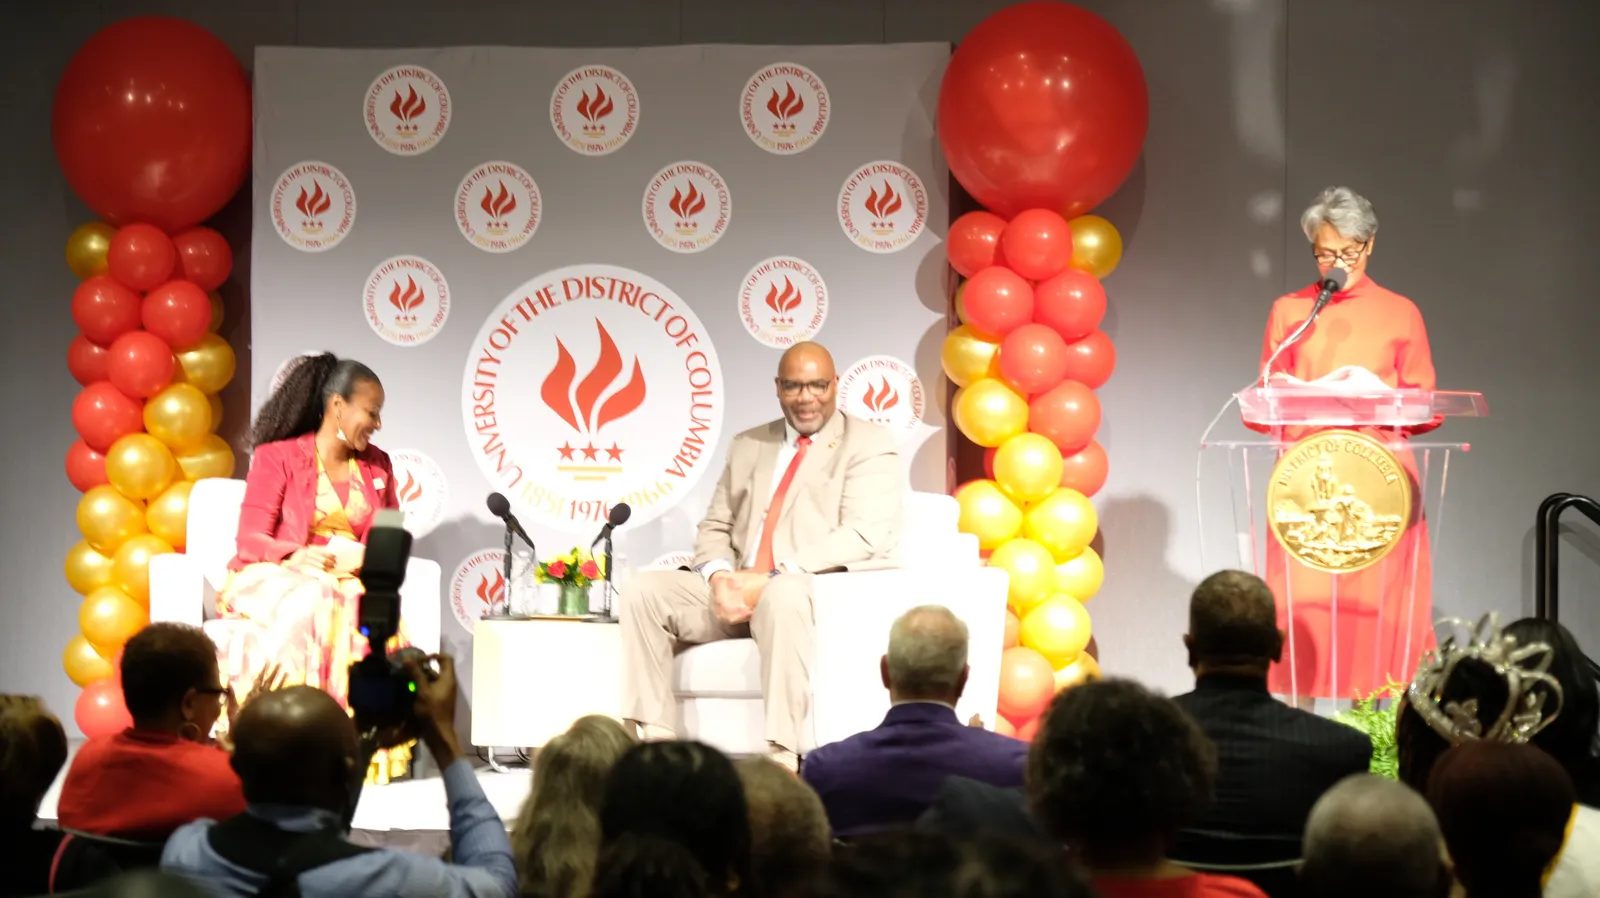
[486,492,534,547]
[590,503,632,548]
[1261,267,1348,384]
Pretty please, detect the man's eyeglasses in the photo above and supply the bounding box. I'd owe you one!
[778,379,835,397]
[1312,242,1369,265]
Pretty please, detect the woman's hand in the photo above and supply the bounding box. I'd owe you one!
[288,546,336,572]
[226,663,286,730]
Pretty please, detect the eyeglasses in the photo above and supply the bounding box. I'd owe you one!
[195,686,231,699]
[1312,242,1369,265]
[778,379,834,397]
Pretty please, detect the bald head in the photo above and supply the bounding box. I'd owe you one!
[884,605,970,703]
[775,342,838,436]
[230,686,361,810]
[1301,775,1445,898]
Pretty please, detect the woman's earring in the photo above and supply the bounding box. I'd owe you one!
[178,717,203,742]
[337,426,348,443]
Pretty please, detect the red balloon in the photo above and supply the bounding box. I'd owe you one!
[107,331,176,399]
[1000,209,1074,280]
[961,266,1034,338]
[71,276,142,346]
[142,281,211,350]
[1029,381,1102,455]
[1060,440,1110,498]
[938,1,1149,219]
[172,228,233,291]
[998,646,1056,721]
[983,446,997,480]
[947,211,1009,278]
[72,382,144,453]
[107,224,176,291]
[1034,270,1108,342]
[74,679,132,739]
[67,335,111,386]
[66,439,111,492]
[1016,716,1042,743]
[51,17,251,233]
[998,324,1070,395]
[1061,330,1117,390]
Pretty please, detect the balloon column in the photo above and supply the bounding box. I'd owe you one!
[938,1,1146,740]
[54,17,249,737]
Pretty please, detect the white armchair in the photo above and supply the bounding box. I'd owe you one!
[147,478,442,654]
[670,491,1010,755]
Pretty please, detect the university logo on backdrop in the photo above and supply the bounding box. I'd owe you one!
[740,63,829,155]
[456,162,541,253]
[643,162,732,253]
[390,450,448,538]
[365,65,451,155]
[449,549,505,631]
[272,162,355,252]
[462,264,725,535]
[840,355,925,440]
[838,161,928,254]
[738,256,828,348]
[550,65,639,156]
[363,256,450,346]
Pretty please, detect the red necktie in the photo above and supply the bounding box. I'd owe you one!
[754,435,811,572]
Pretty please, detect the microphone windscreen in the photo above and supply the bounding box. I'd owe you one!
[608,503,632,527]
[486,492,511,517]
[1321,267,1349,291]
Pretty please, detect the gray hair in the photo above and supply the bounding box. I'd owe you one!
[1300,186,1379,243]
[887,605,969,697]
[1301,774,1444,898]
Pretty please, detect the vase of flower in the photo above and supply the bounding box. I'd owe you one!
[538,548,603,617]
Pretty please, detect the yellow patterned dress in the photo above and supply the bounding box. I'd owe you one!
[215,454,412,782]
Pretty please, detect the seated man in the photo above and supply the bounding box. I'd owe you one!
[161,656,516,898]
[619,341,902,771]
[1299,774,1449,898]
[1172,570,1372,848]
[803,606,1027,836]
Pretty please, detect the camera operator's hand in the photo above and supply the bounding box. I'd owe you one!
[404,653,461,768]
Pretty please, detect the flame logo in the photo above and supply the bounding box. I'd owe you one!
[479,181,518,234]
[389,85,427,136]
[766,82,805,133]
[668,181,706,234]
[387,276,426,327]
[295,181,332,231]
[764,277,802,328]
[475,569,506,612]
[864,182,903,234]
[541,320,648,438]
[397,469,423,504]
[862,378,900,416]
[577,86,615,135]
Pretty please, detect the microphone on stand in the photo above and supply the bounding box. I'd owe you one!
[590,503,631,620]
[1261,267,1347,385]
[486,492,534,617]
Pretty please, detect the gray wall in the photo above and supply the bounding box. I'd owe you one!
[6,0,1600,732]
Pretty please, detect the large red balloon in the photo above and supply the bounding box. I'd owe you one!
[938,1,1149,219]
[66,439,111,492]
[961,266,1035,338]
[72,382,144,453]
[107,331,176,399]
[52,17,251,233]
[1029,381,1102,455]
[998,646,1057,722]
[172,228,233,291]
[71,276,142,346]
[947,211,1009,278]
[1000,209,1074,281]
[68,335,111,386]
[998,324,1070,395]
[1035,270,1108,342]
[1061,330,1117,390]
[1059,440,1110,497]
[107,224,176,291]
[142,281,211,350]
[74,679,132,739]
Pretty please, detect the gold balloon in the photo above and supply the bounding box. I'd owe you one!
[65,222,115,280]
[112,533,175,605]
[207,291,224,332]
[1023,488,1099,561]
[1055,546,1105,602]
[146,480,193,549]
[1020,595,1093,668]
[1067,215,1124,280]
[941,325,1002,389]
[994,433,1065,504]
[208,394,224,432]
[106,433,177,501]
[65,540,116,595]
[989,537,1058,614]
[63,634,116,687]
[175,433,236,481]
[79,585,149,655]
[145,383,212,450]
[1054,653,1102,691]
[953,378,1028,448]
[174,333,236,394]
[78,484,148,555]
[955,479,1024,551]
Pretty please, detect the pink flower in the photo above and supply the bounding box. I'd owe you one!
[547,560,568,579]
[580,560,600,580]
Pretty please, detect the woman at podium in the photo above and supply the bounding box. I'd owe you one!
[1252,186,1439,701]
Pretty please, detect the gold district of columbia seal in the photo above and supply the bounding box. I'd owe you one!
[1267,429,1413,574]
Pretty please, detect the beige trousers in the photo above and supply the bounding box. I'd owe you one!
[618,569,814,753]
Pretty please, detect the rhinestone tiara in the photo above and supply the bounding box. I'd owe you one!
[1406,613,1565,745]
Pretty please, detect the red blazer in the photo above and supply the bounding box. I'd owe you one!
[230,433,399,571]
[57,729,247,840]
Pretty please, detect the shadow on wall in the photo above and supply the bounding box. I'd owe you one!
[1096,492,1198,668]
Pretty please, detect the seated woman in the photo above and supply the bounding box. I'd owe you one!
[512,715,635,898]
[214,352,409,782]
[1426,741,1575,898]
[0,696,117,896]
[1504,617,1600,805]
[57,623,250,840]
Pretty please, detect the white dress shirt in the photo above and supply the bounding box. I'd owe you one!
[701,421,806,581]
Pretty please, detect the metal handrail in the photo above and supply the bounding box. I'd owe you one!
[1534,492,1600,681]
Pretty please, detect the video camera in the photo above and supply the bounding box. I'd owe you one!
[348,509,432,730]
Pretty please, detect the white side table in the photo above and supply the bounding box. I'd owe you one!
[471,619,623,758]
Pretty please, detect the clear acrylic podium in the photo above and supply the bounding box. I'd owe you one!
[1197,386,1488,702]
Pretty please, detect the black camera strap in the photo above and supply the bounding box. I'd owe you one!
[208,812,375,898]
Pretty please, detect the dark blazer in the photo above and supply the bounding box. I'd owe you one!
[1173,673,1372,841]
[915,776,1049,845]
[230,433,399,570]
[801,702,1029,837]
